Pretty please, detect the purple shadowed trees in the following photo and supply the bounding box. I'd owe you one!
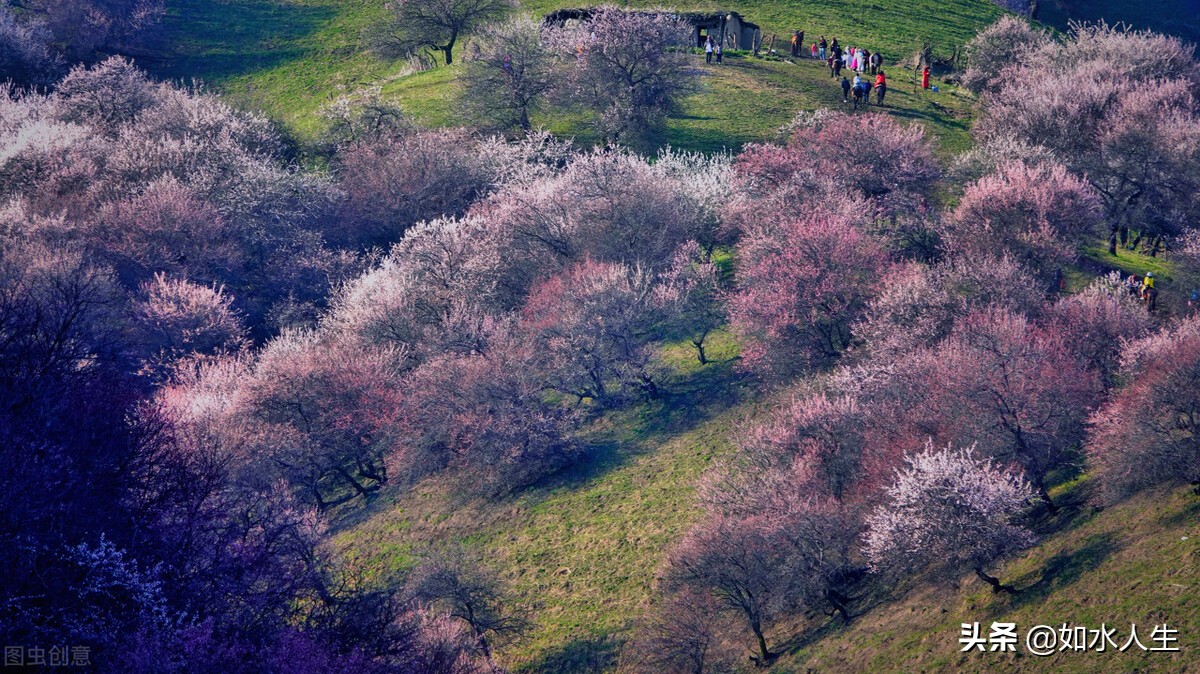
[544,6,695,145]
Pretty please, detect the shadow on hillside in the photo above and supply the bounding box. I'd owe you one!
[1005,533,1120,611]
[1158,494,1200,528]
[777,616,847,658]
[887,107,968,133]
[522,634,623,674]
[519,360,749,502]
[139,0,338,82]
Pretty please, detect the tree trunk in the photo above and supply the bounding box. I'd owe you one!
[1034,479,1058,514]
[357,458,387,484]
[826,588,852,622]
[693,332,710,365]
[640,373,659,400]
[974,565,1018,594]
[1108,226,1118,255]
[749,617,775,664]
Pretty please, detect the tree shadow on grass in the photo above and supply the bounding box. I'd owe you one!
[1005,533,1120,610]
[520,634,623,674]
[519,359,749,502]
[1158,492,1200,528]
[140,0,339,82]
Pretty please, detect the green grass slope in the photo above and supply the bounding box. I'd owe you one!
[383,52,980,155]
[142,0,1003,146]
[776,482,1199,673]
[337,325,1200,673]
[334,333,750,673]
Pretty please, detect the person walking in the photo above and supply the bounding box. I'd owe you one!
[921,65,931,90]
[841,75,851,102]
[705,36,713,64]
[1141,272,1159,311]
[798,30,805,56]
[811,42,818,59]
[715,43,723,64]
[871,50,882,74]
[875,70,887,105]
[852,77,865,111]
[862,49,872,74]
[819,36,827,60]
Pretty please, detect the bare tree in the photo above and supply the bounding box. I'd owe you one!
[667,517,786,665]
[626,589,727,674]
[460,17,554,131]
[406,545,528,668]
[545,7,695,145]
[372,0,514,65]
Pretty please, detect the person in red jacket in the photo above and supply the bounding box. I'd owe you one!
[921,65,931,90]
[874,70,887,105]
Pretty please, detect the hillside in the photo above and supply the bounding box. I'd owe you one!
[132,2,1199,673]
[141,0,1003,148]
[335,300,1199,673]
[776,483,1198,673]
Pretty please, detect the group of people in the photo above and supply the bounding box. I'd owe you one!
[841,71,887,108]
[721,28,941,111]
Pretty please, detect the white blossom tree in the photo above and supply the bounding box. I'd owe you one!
[863,442,1035,593]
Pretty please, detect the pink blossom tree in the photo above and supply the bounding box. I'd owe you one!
[961,15,1051,95]
[478,149,699,274]
[863,442,1035,593]
[946,161,1103,282]
[728,212,889,379]
[734,392,867,502]
[334,128,491,247]
[854,255,1045,359]
[544,6,694,145]
[1088,317,1200,502]
[521,259,660,404]
[398,323,578,495]
[737,112,940,222]
[129,274,249,378]
[916,309,1101,509]
[974,23,1200,254]
[241,331,407,509]
[1049,274,1153,387]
